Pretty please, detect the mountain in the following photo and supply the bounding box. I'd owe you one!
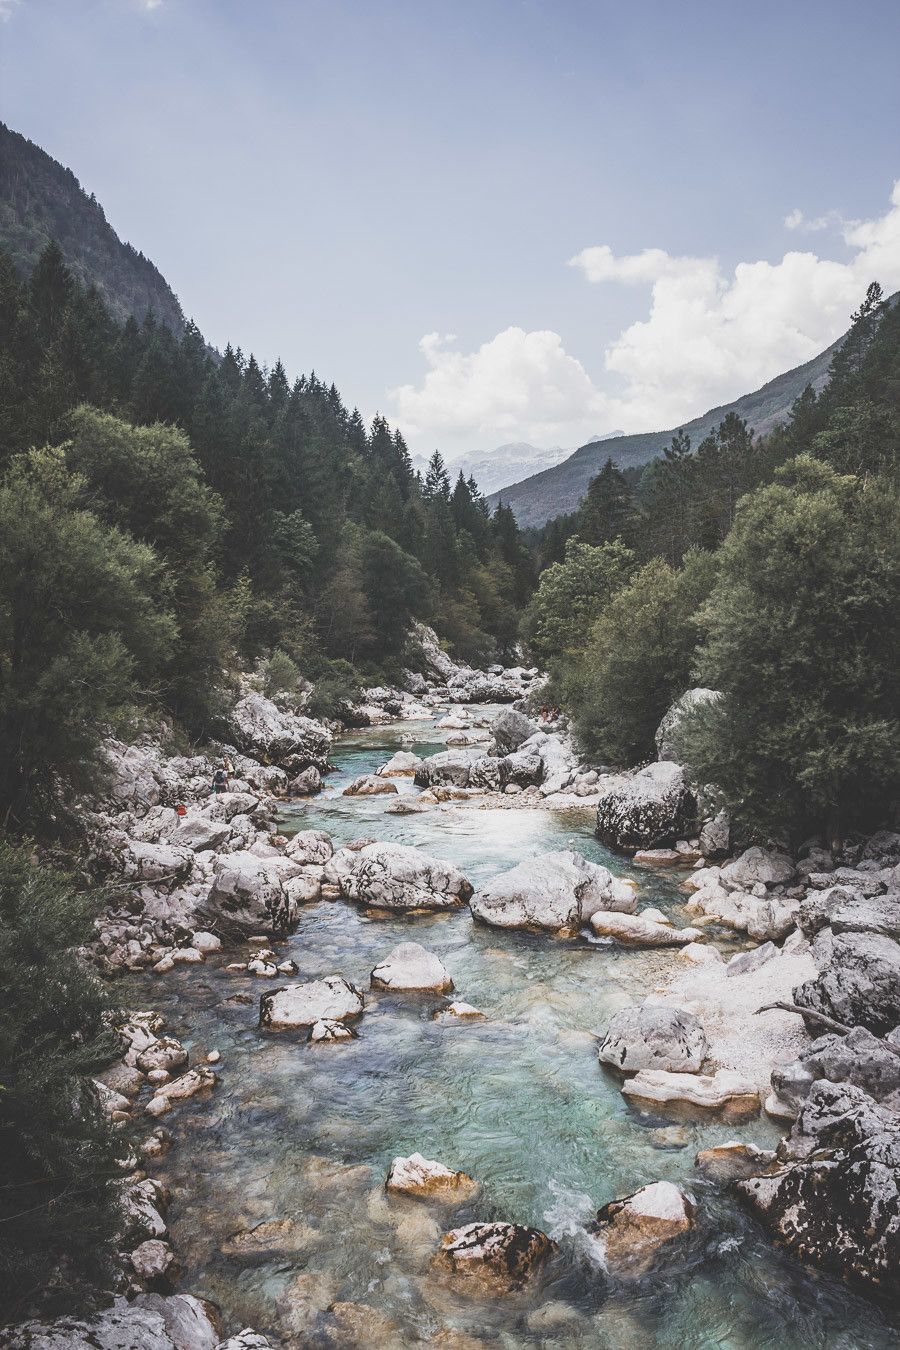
[448,441,569,494]
[486,336,846,527]
[0,121,184,330]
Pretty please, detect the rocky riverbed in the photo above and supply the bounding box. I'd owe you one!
[6,639,900,1348]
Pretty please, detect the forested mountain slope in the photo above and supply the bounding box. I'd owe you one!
[0,122,184,330]
[488,329,846,526]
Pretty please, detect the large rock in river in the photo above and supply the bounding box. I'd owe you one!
[260,975,364,1030]
[737,1080,900,1297]
[323,842,472,912]
[590,1181,695,1277]
[200,850,300,936]
[433,1222,555,1288]
[598,1005,709,1074]
[590,911,704,947]
[595,762,694,851]
[370,942,453,993]
[469,850,637,934]
[490,708,538,755]
[386,1153,479,1202]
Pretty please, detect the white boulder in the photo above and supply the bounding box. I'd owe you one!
[370,942,453,993]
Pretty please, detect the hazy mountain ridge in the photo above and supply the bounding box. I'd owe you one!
[0,121,184,331]
[486,335,846,526]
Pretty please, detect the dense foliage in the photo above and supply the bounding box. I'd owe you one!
[0,842,121,1320]
[531,285,900,839]
[0,242,534,825]
[679,457,900,839]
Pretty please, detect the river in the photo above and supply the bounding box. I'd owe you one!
[123,712,900,1347]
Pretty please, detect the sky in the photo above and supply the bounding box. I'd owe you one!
[2,0,900,462]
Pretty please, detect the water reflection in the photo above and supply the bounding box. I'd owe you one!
[122,712,900,1347]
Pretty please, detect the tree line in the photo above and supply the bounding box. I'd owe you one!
[522,284,900,842]
[0,241,534,830]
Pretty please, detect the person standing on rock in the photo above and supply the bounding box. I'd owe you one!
[212,761,229,795]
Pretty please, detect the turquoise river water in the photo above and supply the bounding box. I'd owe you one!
[124,712,900,1348]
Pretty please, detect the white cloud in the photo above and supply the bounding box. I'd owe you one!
[0,0,21,21]
[389,328,612,453]
[390,180,900,452]
[784,207,844,232]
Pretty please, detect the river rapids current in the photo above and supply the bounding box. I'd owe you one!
[122,711,900,1348]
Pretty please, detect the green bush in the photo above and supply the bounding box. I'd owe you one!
[305,658,362,721]
[680,457,900,840]
[566,549,719,765]
[520,537,634,665]
[0,448,176,830]
[263,647,301,699]
[0,842,123,1319]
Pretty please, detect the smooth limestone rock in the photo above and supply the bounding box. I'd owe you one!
[634,848,682,866]
[470,850,636,934]
[226,690,331,767]
[598,1005,709,1074]
[342,774,398,796]
[678,942,723,966]
[685,882,799,941]
[370,942,453,993]
[490,708,538,755]
[145,1066,216,1117]
[595,762,694,851]
[309,1018,355,1042]
[737,1081,900,1297]
[590,1181,695,1277]
[433,1001,485,1022]
[201,851,298,937]
[433,1222,555,1289]
[386,1153,480,1202]
[798,887,900,942]
[695,1140,777,1181]
[621,1068,760,1114]
[259,975,364,1030]
[377,750,423,777]
[590,911,704,947]
[323,842,473,912]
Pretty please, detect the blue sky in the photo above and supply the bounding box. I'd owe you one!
[2,0,899,459]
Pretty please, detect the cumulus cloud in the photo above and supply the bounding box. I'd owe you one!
[390,180,900,452]
[389,328,612,452]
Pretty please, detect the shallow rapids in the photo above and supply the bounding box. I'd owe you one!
[123,714,900,1347]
